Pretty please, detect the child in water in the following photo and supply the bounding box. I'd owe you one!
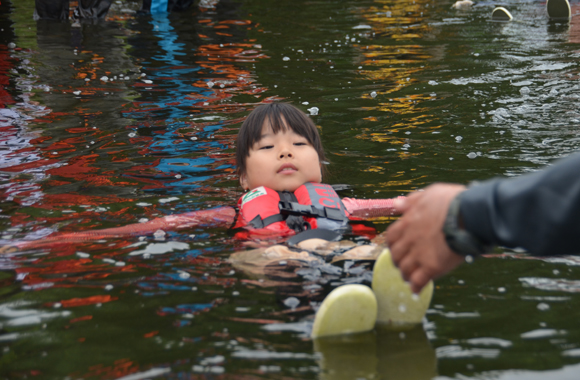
[1,103,433,338]
[1,102,403,251]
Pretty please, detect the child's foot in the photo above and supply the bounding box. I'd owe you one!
[547,0,571,19]
[311,284,377,338]
[371,249,433,326]
[491,7,513,21]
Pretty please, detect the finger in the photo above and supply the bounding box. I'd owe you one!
[404,188,425,202]
[409,268,433,294]
[384,218,405,248]
[397,254,419,282]
[396,191,422,213]
[388,234,413,267]
[392,196,407,214]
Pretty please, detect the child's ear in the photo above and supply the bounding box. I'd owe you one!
[240,174,249,191]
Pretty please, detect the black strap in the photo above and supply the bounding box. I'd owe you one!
[248,214,284,229]
[285,215,309,234]
[278,200,347,222]
[278,191,298,204]
[278,191,309,233]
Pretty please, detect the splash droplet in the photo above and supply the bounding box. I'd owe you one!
[307,107,319,116]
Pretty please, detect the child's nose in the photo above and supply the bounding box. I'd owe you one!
[279,146,293,159]
[279,150,293,159]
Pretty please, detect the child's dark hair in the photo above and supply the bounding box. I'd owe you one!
[236,103,327,177]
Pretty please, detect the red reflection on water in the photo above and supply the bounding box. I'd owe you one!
[81,358,140,380]
[0,45,16,108]
[0,9,290,380]
[569,4,580,43]
[2,7,282,341]
[70,315,93,323]
[55,295,118,308]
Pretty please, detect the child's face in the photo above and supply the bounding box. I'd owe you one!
[240,118,322,192]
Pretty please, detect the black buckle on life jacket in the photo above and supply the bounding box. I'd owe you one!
[246,208,310,234]
[278,201,347,222]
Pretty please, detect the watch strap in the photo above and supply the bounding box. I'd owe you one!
[443,194,493,257]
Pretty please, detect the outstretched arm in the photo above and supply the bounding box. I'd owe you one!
[459,153,580,256]
[386,152,580,293]
[3,207,236,252]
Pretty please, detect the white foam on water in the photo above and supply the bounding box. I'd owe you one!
[116,368,170,380]
[129,241,190,256]
[465,337,513,348]
[520,328,566,339]
[232,348,315,360]
[436,345,500,359]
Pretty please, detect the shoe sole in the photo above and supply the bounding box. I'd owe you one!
[491,7,514,21]
[311,284,377,338]
[547,0,571,19]
[371,248,433,326]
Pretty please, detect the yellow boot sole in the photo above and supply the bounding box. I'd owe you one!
[311,284,377,338]
[547,0,571,19]
[491,7,513,21]
[371,248,433,326]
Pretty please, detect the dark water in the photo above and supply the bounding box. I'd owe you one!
[1,0,580,379]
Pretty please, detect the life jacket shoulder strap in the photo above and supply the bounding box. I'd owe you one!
[278,199,347,221]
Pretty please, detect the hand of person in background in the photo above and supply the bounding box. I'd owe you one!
[386,183,467,294]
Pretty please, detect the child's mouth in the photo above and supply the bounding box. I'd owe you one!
[278,164,297,173]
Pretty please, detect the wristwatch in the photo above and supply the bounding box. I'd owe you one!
[443,194,493,257]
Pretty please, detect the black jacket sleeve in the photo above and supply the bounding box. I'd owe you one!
[459,152,580,256]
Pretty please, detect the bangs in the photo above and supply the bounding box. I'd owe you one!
[245,104,319,148]
[236,103,326,176]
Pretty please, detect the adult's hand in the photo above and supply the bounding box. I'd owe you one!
[386,183,467,293]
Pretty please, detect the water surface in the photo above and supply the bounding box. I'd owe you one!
[1,0,580,379]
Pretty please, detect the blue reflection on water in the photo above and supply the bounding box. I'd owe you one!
[161,303,214,314]
[124,13,232,194]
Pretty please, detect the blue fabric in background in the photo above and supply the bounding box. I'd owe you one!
[150,0,169,13]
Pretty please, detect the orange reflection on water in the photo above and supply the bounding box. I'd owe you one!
[56,295,118,308]
[362,1,432,35]
[72,53,105,82]
[353,0,436,97]
[348,0,442,179]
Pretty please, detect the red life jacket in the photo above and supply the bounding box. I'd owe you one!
[232,182,375,239]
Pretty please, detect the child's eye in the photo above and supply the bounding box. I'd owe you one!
[294,142,307,146]
[259,145,274,150]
